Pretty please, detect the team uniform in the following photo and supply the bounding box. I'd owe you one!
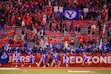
[63,54,67,64]
[57,54,61,67]
[29,53,34,67]
[16,53,21,64]
[15,52,22,67]
[51,53,58,67]
[82,53,90,66]
[52,53,57,63]
[63,54,68,67]
[42,54,46,67]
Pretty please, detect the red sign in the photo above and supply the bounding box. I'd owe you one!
[1,54,111,67]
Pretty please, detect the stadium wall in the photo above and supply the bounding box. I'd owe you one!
[0,54,111,67]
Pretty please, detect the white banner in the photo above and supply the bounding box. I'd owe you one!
[59,7,63,12]
[54,6,58,12]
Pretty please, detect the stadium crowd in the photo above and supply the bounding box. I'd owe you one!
[0,0,111,63]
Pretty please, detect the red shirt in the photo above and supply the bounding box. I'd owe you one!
[79,38,83,44]
[63,36,67,42]
[11,16,15,25]
[99,30,103,37]
[77,34,82,40]
[56,21,59,26]
[34,24,39,29]
[25,18,31,26]
[4,38,9,43]
[20,39,23,46]
[41,20,46,26]
[83,36,86,41]
[106,26,109,31]
[47,37,52,44]
[90,7,94,12]
[38,13,42,22]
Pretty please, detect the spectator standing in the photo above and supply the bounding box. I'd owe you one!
[91,24,96,35]
[0,14,6,31]
[70,21,74,32]
[75,25,81,37]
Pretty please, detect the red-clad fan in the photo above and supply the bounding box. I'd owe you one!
[31,33,35,41]
[79,37,84,48]
[76,0,81,6]
[77,33,82,40]
[6,18,11,26]
[11,15,16,26]
[41,20,46,27]
[34,23,39,30]
[99,30,103,38]
[20,14,24,20]
[63,36,67,42]
[19,39,24,46]
[4,37,9,43]
[37,12,42,25]
[11,28,15,35]
[102,7,107,22]
[83,36,87,42]
[48,6,53,16]
[47,37,52,45]
[55,21,59,31]
[90,6,94,12]
[79,38,83,44]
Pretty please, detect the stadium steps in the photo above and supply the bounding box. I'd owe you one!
[1,23,109,49]
[80,27,88,35]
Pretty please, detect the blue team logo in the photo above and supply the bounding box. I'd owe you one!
[1,53,8,59]
[64,10,79,20]
[0,53,9,64]
[65,10,77,19]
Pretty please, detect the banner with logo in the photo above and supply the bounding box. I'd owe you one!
[64,9,79,20]
[0,54,111,67]
[0,53,9,64]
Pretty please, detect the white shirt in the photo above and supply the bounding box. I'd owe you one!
[22,21,25,26]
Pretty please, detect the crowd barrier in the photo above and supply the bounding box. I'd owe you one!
[1,53,111,67]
